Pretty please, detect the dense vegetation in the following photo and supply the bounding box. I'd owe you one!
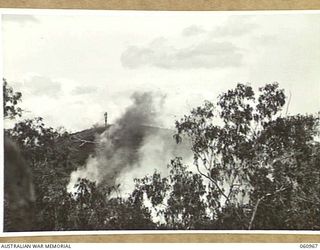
[3,79,320,231]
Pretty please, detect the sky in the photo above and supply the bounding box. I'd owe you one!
[2,11,320,132]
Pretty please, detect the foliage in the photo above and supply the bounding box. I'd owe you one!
[133,158,212,229]
[3,78,22,119]
[3,80,155,231]
[38,178,155,230]
[173,82,320,229]
[3,79,320,231]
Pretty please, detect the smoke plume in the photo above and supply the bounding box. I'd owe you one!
[67,91,191,194]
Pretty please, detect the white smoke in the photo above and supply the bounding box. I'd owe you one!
[67,91,192,195]
[115,131,192,196]
[67,155,102,193]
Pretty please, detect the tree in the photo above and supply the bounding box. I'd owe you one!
[3,79,35,232]
[250,114,320,229]
[132,157,213,229]
[49,178,156,230]
[173,82,319,229]
[6,116,74,230]
[3,78,22,119]
[4,79,319,231]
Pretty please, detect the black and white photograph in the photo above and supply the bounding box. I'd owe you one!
[2,10,320,232]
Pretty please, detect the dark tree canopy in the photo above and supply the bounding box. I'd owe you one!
[3,78,22,119]
[172,82,319,229]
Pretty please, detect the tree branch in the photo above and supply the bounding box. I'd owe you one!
[248,186,288,230]
[195,163,230,203]
[71,136,98,147]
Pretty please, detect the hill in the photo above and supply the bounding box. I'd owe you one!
[66,124,192,177]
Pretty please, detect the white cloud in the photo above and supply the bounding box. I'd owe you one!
[209,16,257,38]
[121,38,243,69]
[182,25,206,37]
[2,12,320,132]
[24,75,62,98]
[120,16,259,70]
[71,85,97,95]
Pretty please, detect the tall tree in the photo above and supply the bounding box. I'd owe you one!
[3,78,22,119]
[174,83,319,229]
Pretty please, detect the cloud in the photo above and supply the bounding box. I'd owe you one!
[121,18,255,70]
[121,38,243,69]
[182,25,206,37]
[23,75,62,98]
[3,14,39,24]
[71,85,97,95]
[210,17,257,38]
